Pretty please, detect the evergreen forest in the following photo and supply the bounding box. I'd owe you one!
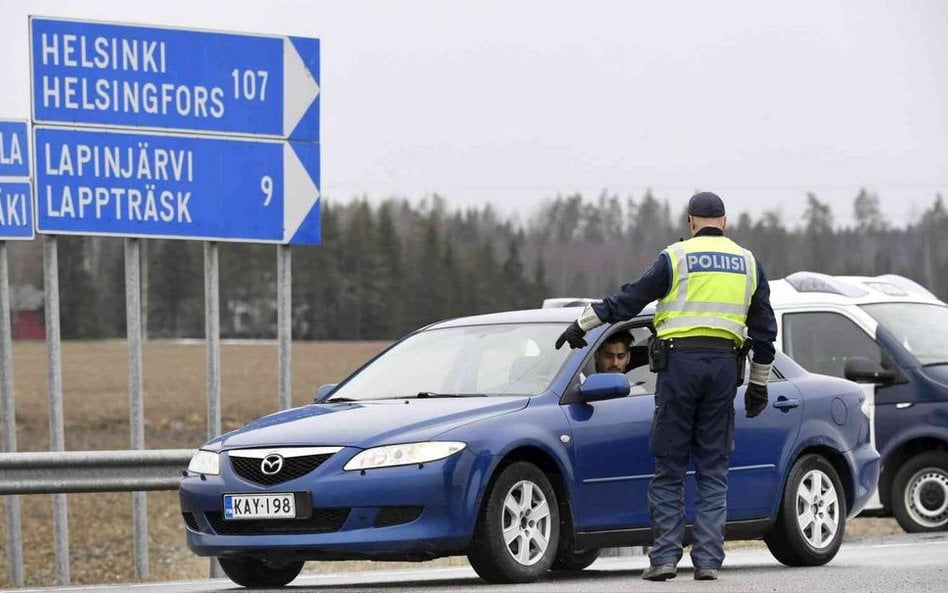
[5,189,947,340]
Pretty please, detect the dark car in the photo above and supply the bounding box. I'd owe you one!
[179,305,880,587]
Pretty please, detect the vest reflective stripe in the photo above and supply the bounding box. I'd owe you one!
[672,300,750,315]
[741,248,755,310]
[666,243,689,307]
[655,314,747,336]
[655,236,757,342]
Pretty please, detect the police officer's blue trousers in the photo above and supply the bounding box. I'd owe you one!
[648,349,737,569]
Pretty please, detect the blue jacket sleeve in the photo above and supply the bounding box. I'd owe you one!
[591,253,672,324]
[747,262,777,365]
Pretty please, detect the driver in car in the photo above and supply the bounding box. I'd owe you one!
[593,332,651,396]
[595,332,633,373]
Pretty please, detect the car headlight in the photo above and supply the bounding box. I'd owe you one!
[187,449,220,475]
[343,442,466,471]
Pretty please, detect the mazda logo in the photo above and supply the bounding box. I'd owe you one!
[260,454,284,475]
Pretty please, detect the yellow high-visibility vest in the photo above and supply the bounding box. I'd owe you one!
[653,235,757,344]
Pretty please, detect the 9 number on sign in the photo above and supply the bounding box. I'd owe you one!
[232,69,269,101]
[261,176,273,206]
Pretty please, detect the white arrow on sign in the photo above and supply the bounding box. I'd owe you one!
[283,38,320,138]
[283,143,320,242]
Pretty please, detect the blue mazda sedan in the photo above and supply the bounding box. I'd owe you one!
[179,306,880,587]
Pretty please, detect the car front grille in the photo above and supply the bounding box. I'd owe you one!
[205,507,350,535]
[229,453,333,485]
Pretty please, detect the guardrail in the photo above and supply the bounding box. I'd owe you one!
[0,449,195,495]
[0,448,196,586]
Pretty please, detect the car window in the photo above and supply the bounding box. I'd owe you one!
[861,302,948,366]
[327,323,572,400]
[581,326,656,396]
[624,351,656,394]
[782,311,881,378]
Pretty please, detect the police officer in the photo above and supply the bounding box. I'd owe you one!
[555,192,776,581]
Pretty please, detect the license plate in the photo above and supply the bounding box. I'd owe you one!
[223,493,296,520]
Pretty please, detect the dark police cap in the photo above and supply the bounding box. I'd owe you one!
[688,192,726,217]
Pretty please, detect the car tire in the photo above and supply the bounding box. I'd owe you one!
[550,548,600,571]
[218,557,304,588]
[467,461,561,583]
[891,451,948,532]
[765,454,846,566]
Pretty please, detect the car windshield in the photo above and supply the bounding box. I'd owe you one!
[327,323,572,401]
[860,303,948,366]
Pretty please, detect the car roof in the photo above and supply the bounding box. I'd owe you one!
[428,303,658,329]
[431,270,944,330]
[535,273,944,311]
[769,272,945,308]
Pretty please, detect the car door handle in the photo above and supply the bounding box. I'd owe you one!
[773,397,799,411]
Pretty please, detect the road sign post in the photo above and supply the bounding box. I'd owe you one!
[0,120,31,178]
[0,182,33,240]
[0,119,33,241]
[30,17,320,140]
[1,117,32,585]
[27,17,321,584]
[34,126,320,244]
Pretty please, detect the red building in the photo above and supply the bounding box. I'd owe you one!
[11,285,44,340]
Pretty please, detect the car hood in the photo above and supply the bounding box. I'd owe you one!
[215,396,529,450]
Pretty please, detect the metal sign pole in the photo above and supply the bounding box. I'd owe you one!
[204,242,221,439]
[141,240,149,341]
[278,245,292,410]
[203,241,223,578]
[43,235,70,585]
[125,238,149,579]
[2,118,32,586]
[0,241,25,586]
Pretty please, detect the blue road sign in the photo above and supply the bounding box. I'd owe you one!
[0,120,30,178]
[34,126,320,244]
[0,181,34,240]
[30,17,320,140]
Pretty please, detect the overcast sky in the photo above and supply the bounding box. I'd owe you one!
[2,0,946,228]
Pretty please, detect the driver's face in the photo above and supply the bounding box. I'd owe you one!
[595,342,630,373]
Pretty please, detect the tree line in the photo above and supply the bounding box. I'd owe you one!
[7,189,947,340]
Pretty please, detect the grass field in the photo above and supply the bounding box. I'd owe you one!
[0,340,901,587]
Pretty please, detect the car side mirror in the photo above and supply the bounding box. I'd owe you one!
[314,383,338,402]
[844,357,896,384]
[579,373,631,402]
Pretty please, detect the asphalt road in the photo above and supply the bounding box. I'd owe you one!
[8,533,948,593]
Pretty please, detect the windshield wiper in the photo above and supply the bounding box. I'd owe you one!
[414,392,486,398]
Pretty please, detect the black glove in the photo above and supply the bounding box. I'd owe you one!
[555,321,588,350]
[745,382,768,418]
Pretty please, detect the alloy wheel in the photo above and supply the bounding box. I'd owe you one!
[795,468,840,549]
[502,479,553,566]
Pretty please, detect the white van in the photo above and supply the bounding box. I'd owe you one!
[770,272,948,532]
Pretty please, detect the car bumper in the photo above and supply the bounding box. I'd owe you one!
[179,448,487,560]
[846,441,881,518]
